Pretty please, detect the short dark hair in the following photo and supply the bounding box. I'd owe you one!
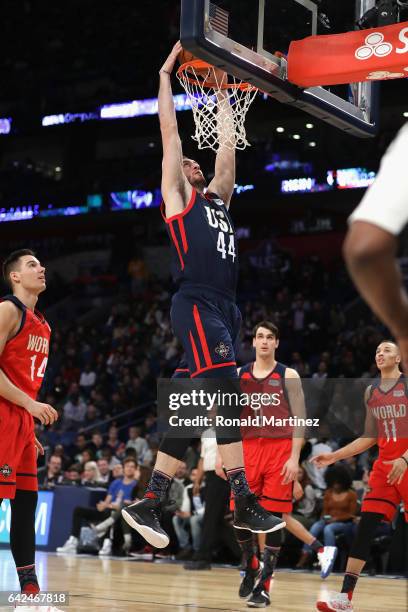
[325,464,353,491]
[123,457,137,468]
[2,249,36,288]
[378,339,399,350]
[67,463,81,474]
[252,320,280,339]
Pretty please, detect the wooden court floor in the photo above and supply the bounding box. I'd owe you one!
[0,551,406,611]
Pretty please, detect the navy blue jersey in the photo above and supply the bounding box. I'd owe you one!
[161,188,238,299]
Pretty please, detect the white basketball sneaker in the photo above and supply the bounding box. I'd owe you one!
[317,546,338,579]
[56,535,78,554]
[98,538,112,556]
[316,592,354,611]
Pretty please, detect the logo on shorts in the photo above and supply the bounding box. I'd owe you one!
[0,464,12,478]
[215,342,230,359]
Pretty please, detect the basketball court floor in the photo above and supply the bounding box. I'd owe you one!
[0,550,406,611]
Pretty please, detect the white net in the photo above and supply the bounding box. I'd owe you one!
[177,62,258,152]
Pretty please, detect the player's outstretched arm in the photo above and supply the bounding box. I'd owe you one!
[311,388,377,468]
[344,221,408,371]
[0,301,58,426]
[208,86,235,208]
[159,41,191,216]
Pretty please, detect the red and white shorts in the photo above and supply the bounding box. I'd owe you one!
[230,438,293,513]
[361,458,408,523]
[0,402,38,499]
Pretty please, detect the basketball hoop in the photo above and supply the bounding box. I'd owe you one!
[177,59,258,152]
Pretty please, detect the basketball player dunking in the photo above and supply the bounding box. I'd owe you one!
[122,42,285,546]
[0,249,58,597]
[313,341,408,611]
[234,321,337,608]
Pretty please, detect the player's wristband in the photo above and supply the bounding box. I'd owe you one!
[159,69,171,75]
[400,456,408,468]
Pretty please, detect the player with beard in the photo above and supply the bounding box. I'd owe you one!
[313,341,408,611]
[122,42,285,548]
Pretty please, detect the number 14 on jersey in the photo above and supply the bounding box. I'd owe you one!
[30,355,48,381]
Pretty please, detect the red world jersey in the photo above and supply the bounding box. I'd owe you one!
[367,376,408,460]
[239,361,293,439]
[0,296,51,405]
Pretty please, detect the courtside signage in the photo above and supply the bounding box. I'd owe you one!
[0,492,54,546]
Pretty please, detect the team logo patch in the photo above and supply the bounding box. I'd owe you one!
[0,464,12,478]
[268,379,280,386]
[213,198,225,207]
[215,342,230,359]
[393,389,404,397]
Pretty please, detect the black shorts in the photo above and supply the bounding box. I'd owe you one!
[171,287,242,379]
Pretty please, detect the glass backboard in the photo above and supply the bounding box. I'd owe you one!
[180,0,380,137]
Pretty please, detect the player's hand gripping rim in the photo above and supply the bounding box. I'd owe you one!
[383,456,408,485]
[159,40,183,76]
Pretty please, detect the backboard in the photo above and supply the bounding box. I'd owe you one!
[180,0,380,137]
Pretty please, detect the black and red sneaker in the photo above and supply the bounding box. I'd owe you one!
[121,497,169,549]
[234,494,286,534]
[239,562,262,599]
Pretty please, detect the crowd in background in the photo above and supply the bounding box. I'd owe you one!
[30,249,402,569]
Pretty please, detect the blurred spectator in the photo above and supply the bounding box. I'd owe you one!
[63,390,87,430]
[106,425,126,456]
[140,438,160,467]
[126,426,148,461]
[80,448,95,465]
[97,458,112,486]
[158,462,190,557]
[292,465,320,530]
[60,464,82,486]
[81,461,102,486]
[61,360,80,385]
[52,444,71,470]
[56,458,139,556]
[304,439,334,490]
[111,464,124,479]
[173,468,205,560]
[82,404,102,430]
[292,295,307,333]
[71,433,88,462]
[101,447,122,470]
[79,363,97,396]
[89,431,105,459]
[298,465,358,567]
[39,455,63,488]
